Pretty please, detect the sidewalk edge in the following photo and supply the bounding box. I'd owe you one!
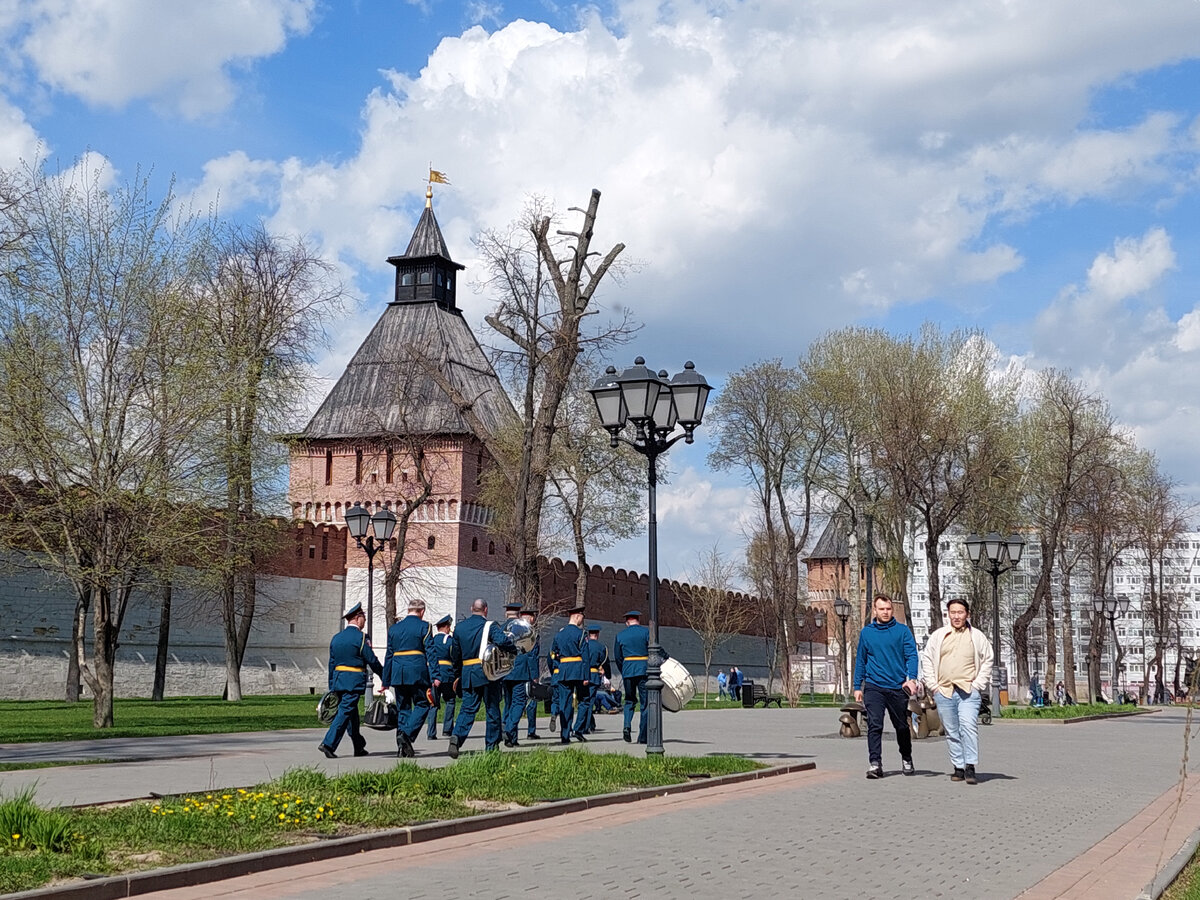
[6,761,816,900]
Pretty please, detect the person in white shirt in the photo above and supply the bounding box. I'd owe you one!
[919,598,993,784]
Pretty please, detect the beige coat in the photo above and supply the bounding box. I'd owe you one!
[919,624,994,695]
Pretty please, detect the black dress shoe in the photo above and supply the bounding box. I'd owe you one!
[503,737,514,748]
[510,738,520,748]
[318,743,336,759]
[447,737,459,759]
[572,732,587,742]
[354,747,369,757]
[560,736,571,745]
[623,728,631,743]
[527,733,541,740]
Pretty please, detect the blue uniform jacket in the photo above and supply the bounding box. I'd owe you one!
[328,624,383,692]
[547,644,560,684]
[430,631,454,683]
[586,639,609,680]
[382,615,436,687]
[614,624,669,678]
[451,615,517,690]
[507,635,541,683]
[552,624,588,683]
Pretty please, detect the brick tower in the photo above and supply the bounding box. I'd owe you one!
[287,188,515,637]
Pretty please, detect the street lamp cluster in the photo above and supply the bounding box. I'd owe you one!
[588,357,711,756]
[963,531,1025,718]
[344,502,397,642]
[1092,595,1131,701]
[797,606,826,704]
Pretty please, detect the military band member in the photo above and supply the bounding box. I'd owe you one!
[447,598,517,758]
[552,603,589,744]
[382,598,436,758]
[581,623,609,734]
[427,614,455,739]
[614,609,669,744]
[319,602,382,759]
[503,603,540,747]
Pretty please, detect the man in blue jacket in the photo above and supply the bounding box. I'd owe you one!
[502,601,539,748]
[853,593,920,779]
[319,602,383,759]
[382,598,437,759]
[426,615,455,740]
[551,603,589,744]
[613,609,669,744]
[448,598,517,758]
[580,623,609,734]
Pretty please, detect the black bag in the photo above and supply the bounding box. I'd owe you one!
[363,697,397,730]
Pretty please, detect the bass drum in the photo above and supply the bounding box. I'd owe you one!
[660,658,696,712]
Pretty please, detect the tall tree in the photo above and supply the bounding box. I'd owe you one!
[677,545,752,707]
[426,192,628,606]
[200,222,344,701]
[708,359,831,699]
[0,158,209,726]
[1012,370,1122,691]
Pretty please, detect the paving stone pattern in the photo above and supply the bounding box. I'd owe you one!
[4,706,1197,900]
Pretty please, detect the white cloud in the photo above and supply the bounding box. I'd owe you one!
[0,96,43,168]
[179,150,282,217]
[1085,227,1176,304]
[14,0,315,117]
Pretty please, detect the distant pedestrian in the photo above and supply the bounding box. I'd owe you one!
[730,666,742,701]
[853,593,919,779]
[919,598,992,785]
[1055,681,1064,706]
[717,670,729,700]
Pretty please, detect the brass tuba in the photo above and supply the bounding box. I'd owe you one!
[481,617,536,681]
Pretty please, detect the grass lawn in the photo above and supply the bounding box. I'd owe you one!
[0,688,807,744]
[0,748,760,893]
[0,696,325,743]
[1001,702,1139,720]
[1163,847,1200,900]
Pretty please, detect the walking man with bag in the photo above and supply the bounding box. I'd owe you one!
[853,593,920,779]
[447,598,516,758]
[319,602,382,759]
[382,598,436,759]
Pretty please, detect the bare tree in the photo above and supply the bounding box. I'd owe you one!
[0,158,210,725]
[199,222,345,701]
[677,545,753,707]
[423,192,628,607]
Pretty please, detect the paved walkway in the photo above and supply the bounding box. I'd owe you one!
[3,706,1198,899]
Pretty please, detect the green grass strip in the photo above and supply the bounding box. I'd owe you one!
[1000,702,1139,719]
[0,748,759,893]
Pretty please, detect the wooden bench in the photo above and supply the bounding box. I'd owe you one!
[742,681,785,708]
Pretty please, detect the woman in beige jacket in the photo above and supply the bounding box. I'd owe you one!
[919,598,993,784]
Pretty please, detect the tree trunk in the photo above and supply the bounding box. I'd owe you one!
[1042,591,1057,700]
[66,586,88,702]
[924,533,944,632]
[222,572,243,702]
[152,579,172,701]
[1086,611,1104,703]
[90,587,117,728]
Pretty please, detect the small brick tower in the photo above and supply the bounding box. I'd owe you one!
[287,187,515,636]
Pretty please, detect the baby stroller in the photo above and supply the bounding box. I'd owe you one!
[980,691,993,725]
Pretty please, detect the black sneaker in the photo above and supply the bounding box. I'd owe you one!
[964,764,977,785]
[951,767,966,782]
[902,759,915,776]
[866,762,883,779]
[318,743,336,759]
[447,737,459,760]
[623,728,632,743]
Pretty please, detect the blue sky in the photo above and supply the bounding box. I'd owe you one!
[4,0,1200,581]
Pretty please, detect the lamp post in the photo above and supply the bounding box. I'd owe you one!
[833,597,850,701]
[1090,595,1130,703]
[964,532,1025,718]
[344,502,398,642]
[806,608,825,705]
[588,357,711,756]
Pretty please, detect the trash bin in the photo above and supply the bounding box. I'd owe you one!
[742,679,756,708]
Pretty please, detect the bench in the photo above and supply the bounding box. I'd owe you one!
[741,680,785,708]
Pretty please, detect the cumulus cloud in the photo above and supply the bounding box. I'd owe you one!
[0,96,43,168]
[14,0,315,117]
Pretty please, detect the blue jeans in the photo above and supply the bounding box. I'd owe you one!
[934,687,982,768]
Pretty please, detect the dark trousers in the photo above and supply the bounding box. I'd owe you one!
[322,690,365,753]
[524,692,539,735]
[555,681,586,739]
[623,675,648,741]
[427,681,456,738]
[394,684,431,744]
[863,682,913,764]
[453,681,504,750]
[502,680,528,740]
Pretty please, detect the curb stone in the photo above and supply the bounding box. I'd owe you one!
[7,761,816,900]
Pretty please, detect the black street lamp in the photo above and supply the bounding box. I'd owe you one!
[964,531,1025,718]
[1090,595,1130,703]
[589,357,711,756]
[833,597,850,701]
[344,502,398,643]
[805,608,826,705]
